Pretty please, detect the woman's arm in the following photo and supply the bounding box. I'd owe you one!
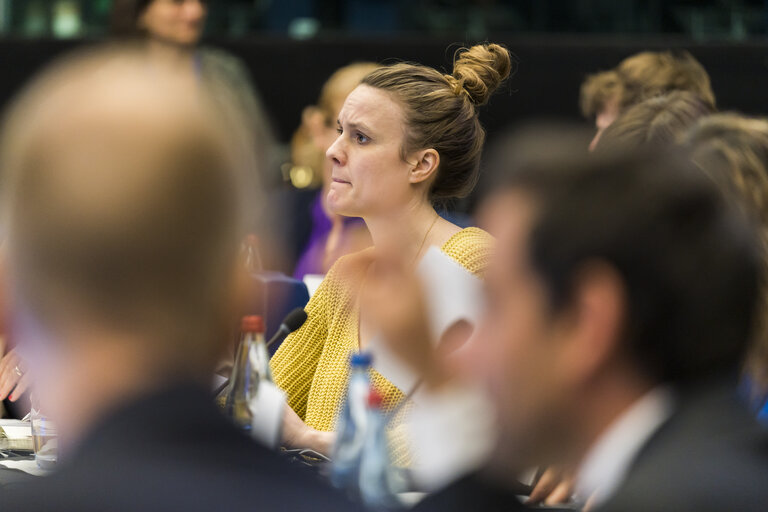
[270,266,337,419]
[282,405,335,456]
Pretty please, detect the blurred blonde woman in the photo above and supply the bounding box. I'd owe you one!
[271,43,512,456]
[581,50,715,150]
[291,63,378,280]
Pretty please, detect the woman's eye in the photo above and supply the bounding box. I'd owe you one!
[355,133,370,144]
[336,127,343,135]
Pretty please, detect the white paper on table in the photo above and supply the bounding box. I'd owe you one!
[303,274,325,298]
[369,246,483,398]
[0,459,49,477]
[0,420,31,439]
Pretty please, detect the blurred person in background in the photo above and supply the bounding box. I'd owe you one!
[291,63,377,281]
[110,0,287,272]
[686,113,768,422]
[0,46,357,512]
[365,130,768,511]
[270,43,512,458]
[581,50,715,150]
[109,0,270,168]
[595,91,715,151]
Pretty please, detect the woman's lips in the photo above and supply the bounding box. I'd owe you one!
[332,178,351,185]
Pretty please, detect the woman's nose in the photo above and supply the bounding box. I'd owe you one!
[326,135,345,166]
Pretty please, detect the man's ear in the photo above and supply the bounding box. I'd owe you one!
[408,149,440,185]
[559,261,626,385]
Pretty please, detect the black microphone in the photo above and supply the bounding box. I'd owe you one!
[266,308,308,349]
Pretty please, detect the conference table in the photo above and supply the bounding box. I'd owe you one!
[0,452,45,488]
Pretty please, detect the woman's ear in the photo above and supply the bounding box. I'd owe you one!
[408,149,440,185]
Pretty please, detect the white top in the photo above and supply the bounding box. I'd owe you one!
[574,386,675,508]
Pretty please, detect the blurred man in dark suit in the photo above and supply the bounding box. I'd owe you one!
[368,130,768,511]
[0,46,357,512]
[474,136,768,512]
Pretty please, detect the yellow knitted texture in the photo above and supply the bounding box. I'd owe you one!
[271,227,494,457]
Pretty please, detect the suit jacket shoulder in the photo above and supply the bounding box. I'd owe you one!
[599,381,768,512]
[0,384,360,512]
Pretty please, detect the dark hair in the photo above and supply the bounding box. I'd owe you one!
[487,128,760,384]
[110,0,152,38]
[686,113,768,391]
[597,91,715,151]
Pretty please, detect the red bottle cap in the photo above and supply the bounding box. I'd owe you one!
[241,315,264,333]
[368,389,384,409]
[245,234,259,247]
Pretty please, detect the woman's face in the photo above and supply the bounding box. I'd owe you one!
[326,85,415,218]
[140,0,207,47]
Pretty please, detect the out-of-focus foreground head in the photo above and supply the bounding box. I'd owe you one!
[687,113,768,393]
[0,45,247,387]
[469,127,760,472]
[582,50,715,150]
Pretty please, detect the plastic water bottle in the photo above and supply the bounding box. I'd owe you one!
[359,389,401,510]
[330,352,373,494]
[248,321,273,383]
[224,315,266,430]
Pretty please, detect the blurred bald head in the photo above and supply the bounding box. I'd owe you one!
[0,45,247,374]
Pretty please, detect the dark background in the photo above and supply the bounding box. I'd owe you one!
[1,36,767,147]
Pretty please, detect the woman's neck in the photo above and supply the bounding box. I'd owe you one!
[364,199,452,263]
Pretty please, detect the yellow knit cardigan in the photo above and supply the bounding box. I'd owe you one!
[271,227,494,437]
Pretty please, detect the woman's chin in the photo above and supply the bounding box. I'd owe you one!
[327,200,359,219]
[327,191,348,216]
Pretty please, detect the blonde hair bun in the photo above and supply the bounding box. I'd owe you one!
[449,43,512,106]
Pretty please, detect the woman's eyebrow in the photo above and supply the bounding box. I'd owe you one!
[345,121,373,134]
[336,119,371,133]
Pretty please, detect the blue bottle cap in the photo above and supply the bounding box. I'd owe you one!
[350,352,373,367]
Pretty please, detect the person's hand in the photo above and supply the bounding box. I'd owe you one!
[282,405,334,456]
[0,347,30,402]
[526,466,576,506]
[361,253,448,389]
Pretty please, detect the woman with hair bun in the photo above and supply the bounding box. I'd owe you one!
[271,43,513,456]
